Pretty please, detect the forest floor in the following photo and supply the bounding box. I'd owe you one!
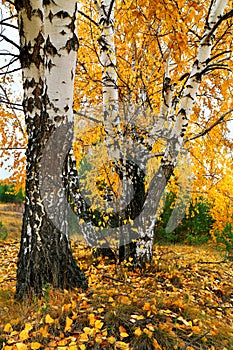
[0,206,233,349]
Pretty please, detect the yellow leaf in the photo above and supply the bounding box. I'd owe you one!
[83,327,93,335]
[88,313,95,326]
[134,327,142,336]
[153,338,162,349]
[118,296,131,305]
[120,331,129,338]
[39,325,49,337]
[143,328,153,338]
[65,316,73,332]
[79,332,89,342]
[107,336,116,344]
[177,316,192,326]
[95,334,102,344]
[119,325,129,338]
[115,341,129,349]
[142,302,151,311]
[131,314,144,320]
[69,342,78,350]
[4,323,13,332]
[79,345,86,350]
[19,329,29,341]
[31,342,42,350]
[45,314,55,324]
[95,319,104,330]
[16,343,28,350]
[58,339,68,346]
[24,323,33,332]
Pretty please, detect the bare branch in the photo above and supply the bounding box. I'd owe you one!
[0,52,19,58]
[0,33,20,50]
[73,110,103,124]
[0,15,18,23]
[4,0,15,6]
[0,99,23,110]
[78,10,99,27]
[106,0,115,24]
[207,50,232,64]
[0,147,26,150]
[0,85,26,138]
[0,57,19,70]
[0,66,21,75]
[0,21,18,30]
[206,9,233,40]
[186,110,233,142]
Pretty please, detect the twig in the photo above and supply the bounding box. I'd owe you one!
[182,330,210,350]
[103,274,135,288]
[197,260,227,264]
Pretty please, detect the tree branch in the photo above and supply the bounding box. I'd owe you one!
[0,33,20,50]
[106,0,115,24]
[0,147,26,150]
[0,57,19,70]
[0,67,21,75]
[186,110,233,142]
[0,21,18,30]
[73,110,102,124]
[78,10,99,27]
[206,9,233,40]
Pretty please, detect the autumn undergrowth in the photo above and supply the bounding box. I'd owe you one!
[0,240,233,350]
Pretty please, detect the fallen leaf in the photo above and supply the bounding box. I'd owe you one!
[16,343,28,350]
[4,323,13,332]
[65,316,73,332]
[31,342,42,350]
[45,314,55,324]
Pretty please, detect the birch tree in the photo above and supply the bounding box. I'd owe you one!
[72,0,233,264]
[14,0,87,299]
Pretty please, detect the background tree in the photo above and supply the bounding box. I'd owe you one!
[71,0,233,263]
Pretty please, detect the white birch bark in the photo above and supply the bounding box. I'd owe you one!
[15,0,87,299]
[95,0,119,132]
[135,0,229,263]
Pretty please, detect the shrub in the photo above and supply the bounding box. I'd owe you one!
[214,222,233,260]
[154,193,214,244]
[0,221,8,240]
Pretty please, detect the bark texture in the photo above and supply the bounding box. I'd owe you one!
[15,0,87,300]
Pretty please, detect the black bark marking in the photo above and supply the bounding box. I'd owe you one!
[55,11,70,19]
[32,85,43,110]
[47,59,55,71]
[45,36,58,56]
[65,35,79,53]
[32,31,44,69]
[15,0,33,20]
[48,10,54,22]
[54,116,64,124]
[26,97,34,113]
[37,8,43,21]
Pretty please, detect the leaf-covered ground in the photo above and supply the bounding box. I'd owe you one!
[0,239,233,350]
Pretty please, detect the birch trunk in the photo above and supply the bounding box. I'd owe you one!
[135,0,229,264]
[15,0,87,299]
